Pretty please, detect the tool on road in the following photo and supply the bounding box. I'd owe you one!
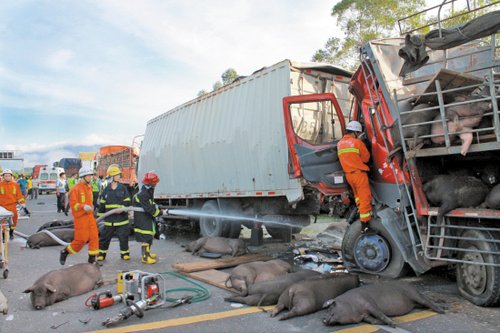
[86,291,126,310]
[102,270,210,327]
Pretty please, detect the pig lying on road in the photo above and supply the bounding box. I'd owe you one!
[323,281,445,327]
[226,259,292,296]
[224,270,320,306]
[23,263,102,310]
[36,220,74,232]
[27,228,74,249]
[186,236,247,257]
[271,273,359,320]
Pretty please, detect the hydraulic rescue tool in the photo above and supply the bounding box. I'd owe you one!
[101,270,207,327]
[86,291,126,310]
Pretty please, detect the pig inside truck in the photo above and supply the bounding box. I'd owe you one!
[341,6,500,307]
[139,59,355,241]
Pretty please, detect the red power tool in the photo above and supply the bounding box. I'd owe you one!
[86,291,125,310]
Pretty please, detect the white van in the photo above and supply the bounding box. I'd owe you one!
[38,166,65,194]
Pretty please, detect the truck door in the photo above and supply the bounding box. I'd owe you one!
[283,93,347,193]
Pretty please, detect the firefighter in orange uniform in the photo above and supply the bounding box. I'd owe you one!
[0,169,26,239]
[59,167,99,265]
[337,121,373,232]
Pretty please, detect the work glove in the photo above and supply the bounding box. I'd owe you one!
[83,204,93,212]
[360,222,372,234]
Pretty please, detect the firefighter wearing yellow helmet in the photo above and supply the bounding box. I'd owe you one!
[97,164,131,261]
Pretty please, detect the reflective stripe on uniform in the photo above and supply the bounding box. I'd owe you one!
[120,250,130,254]
[74,203,80,211]
[134,228,155,235]
[81,193,86,203]
[337,147,360,155]
[88,249,99,255]
[99,249,108,253]
[124,197,131,202]
[67,245,77,254]
[360,212,372,218]
[105,204,125,209]
[0,187,3,195]
[153,207,161,217]
[104,220,129,227]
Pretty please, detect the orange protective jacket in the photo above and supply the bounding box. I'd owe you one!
[337,134,370,173]
[337,133,372,222]
[0,180,25,228]
[67,182,99,255]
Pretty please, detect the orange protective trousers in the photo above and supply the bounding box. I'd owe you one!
[66,215,99,255]
[345,171,372,223]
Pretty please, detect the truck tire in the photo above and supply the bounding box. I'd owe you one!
[199,200,242,238]
[264,215,305,240]
[456,229,500,306]
[218,200,242,239]
[341,219,407,278]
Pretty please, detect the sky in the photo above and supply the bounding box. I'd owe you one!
[0,0,340,167]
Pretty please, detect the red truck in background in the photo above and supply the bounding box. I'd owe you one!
[96,145,139,190]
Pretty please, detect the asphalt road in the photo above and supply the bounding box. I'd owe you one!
[0,194,499,333]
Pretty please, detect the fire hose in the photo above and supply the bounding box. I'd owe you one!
[15,207,164,247]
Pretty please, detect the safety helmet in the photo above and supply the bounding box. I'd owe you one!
[346,120,363,133]
[106,164,121,177]
[79,167,94,178]
[142,171,160,185]
[1,169,13,176]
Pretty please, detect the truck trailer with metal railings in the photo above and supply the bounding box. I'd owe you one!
[341,3,500,307]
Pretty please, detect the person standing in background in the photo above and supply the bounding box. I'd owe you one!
[56,172,67,215]
[0,169,26,239]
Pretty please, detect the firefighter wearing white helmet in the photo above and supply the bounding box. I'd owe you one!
[59,167,99,265]
[97,164,131,262]
[0,169,26,239]
[337,120,373,233]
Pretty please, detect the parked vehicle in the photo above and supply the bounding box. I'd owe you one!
[139,59,353,239]
[96,145,139,189]
[340,4,500,307]
[32,164,47,179]
[38,166,65,194]
[59,158,82,179]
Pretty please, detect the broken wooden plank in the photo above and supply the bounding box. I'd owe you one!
[414,68,483,105]
[181,269,236,293]
[172,254,273,273]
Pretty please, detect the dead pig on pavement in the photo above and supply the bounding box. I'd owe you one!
[23,263,102,310]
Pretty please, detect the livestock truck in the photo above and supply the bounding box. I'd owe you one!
[97,145,139,190]
[139,59,354,240]
[341,4,500,307]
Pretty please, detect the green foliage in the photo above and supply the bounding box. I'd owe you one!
[221,68,239,85]
[197,90,208,97]
[313,0,426,71]
[212,81,223,91]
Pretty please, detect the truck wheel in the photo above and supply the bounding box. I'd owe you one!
[456,229,500,306]
[199,200,225,237]
[199,200,242,238]
[341,219,407,278]
[218,200,242,239]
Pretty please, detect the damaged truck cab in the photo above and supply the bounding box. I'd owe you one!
[342,5,500,307]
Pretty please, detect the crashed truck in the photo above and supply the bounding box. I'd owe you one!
[139,59,355,240]
[341,6,500,307]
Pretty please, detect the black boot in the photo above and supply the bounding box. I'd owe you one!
[9,229,14,240]
[346,206,359,224]
[59,249,69,265]
[88,255,96,264]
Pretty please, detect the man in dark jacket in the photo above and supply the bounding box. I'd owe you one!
[133,171,161,264]
[97,165,131,262]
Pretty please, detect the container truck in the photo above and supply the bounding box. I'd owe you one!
[59,158,82,178]
[340,4,500,307]
[97,145,139,189]
[139,59,353,239]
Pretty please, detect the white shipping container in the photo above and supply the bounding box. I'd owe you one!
[139,59,352,203]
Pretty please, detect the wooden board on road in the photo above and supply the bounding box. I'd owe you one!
[172,254,273,273]
[181,269,236,293]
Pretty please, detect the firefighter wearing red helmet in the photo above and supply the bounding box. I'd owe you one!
[133,171,161,264]
[337,121,373,233]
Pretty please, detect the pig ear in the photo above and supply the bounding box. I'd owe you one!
[323,299,336,309]
[44,283,57,293]
[23,286,34,293]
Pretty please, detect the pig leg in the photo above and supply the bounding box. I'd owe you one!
[458,131,473,156]
[271,303,286,317]
[224,294,262,306]
[279,292,313,321]
[363,315,380,325]
[408,291,446,314]
[366,304,397,328]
